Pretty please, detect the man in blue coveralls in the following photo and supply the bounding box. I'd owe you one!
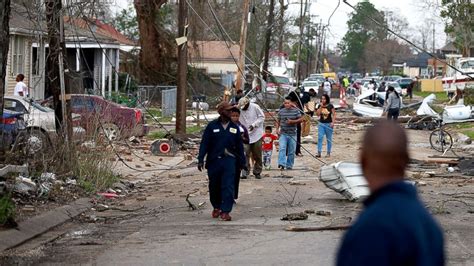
[198,102,246,221]
[337,120,444,266]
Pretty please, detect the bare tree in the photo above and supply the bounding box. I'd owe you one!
[360,40,412,74]
[0,0,10,118]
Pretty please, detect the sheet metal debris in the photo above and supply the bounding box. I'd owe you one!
[319,162,370,202]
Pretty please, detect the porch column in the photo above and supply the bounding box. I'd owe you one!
[115,49,120,94]
[101,48,106,97]
[108,49,113,98]
[76,48,80,72]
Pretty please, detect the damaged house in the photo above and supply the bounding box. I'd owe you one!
[5,3,133,100]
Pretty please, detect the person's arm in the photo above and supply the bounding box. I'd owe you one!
[315,104,322,116]
[197,125,211,165]
[249,105,265,131]
[383,96,392,113]
[288,114,304,125]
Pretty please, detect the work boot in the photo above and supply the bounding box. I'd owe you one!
[316,152,321,158]
[326,153,331,158]
[211,209,221,218]
[255,174,262,179]
[220,212,232,221]
[278,165,285,170]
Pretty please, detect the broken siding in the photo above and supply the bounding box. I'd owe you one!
[5,35,31,95]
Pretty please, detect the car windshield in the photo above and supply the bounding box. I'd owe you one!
[303,82,319,86]
[273,76,289,84]
[31,101,53,112]
[460,60,474,69]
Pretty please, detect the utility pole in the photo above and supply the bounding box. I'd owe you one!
[278,0,285,55]
[262,0,275,82]
[0,0,10,119]
[432,23,435,53]
[295,0,308,86]
[235,0,250,91]
[176,0,187,134]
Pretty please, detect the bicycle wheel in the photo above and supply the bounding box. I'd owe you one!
[429,129,453,152]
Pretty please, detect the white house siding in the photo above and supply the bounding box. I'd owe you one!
[190,61,237,75]
[5,35,32,95]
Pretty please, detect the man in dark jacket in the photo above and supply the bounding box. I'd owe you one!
[337,121,444,266]
[198,102,246,221]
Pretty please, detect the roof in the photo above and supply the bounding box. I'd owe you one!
[441,42,458,53]
[405,52,431,68]
[65,17,136,46]
[9,3,118,45]
[189,41,239,62]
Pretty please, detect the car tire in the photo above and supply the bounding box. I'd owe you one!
[24,129,50,155]
[100,123,121,141]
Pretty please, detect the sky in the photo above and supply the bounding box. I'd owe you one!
[110,0,448,51]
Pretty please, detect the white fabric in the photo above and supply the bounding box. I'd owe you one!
[323,81,331,94]
[14,81,28,97]
[239,102,265,144]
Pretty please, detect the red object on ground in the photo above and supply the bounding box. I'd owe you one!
[97,192,119,199]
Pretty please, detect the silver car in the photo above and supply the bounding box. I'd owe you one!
[4,96,56,153]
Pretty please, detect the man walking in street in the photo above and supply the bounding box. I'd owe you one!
[238,97,265,179]
[337,121,444,265]
[198,102,246,221]
[322,77,332,96]
[276,96,303,170]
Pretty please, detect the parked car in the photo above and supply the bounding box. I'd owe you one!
[266,76,293,95]
[0,110,25,152]
[4,96,56,153]
[396,78,413,89]
[302,80,321,94]
[382,75,402,82]
[386,82,405,96]
[44,94,149,141]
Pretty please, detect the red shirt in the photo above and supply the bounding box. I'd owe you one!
[262,133,278,151]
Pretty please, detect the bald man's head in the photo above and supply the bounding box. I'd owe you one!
[360,121,409,192]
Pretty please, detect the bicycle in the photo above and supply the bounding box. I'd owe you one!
[429,118,453,154]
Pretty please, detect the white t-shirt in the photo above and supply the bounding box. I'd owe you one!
[323,81,331,93]
[14,81,28,97]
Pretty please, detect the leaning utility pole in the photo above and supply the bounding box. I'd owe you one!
[235,0,250,91]
[0,0,10,119]
[176,0,187,134]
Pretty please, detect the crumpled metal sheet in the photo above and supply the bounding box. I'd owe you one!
[319,162,370,202]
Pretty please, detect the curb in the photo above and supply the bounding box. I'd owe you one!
[0,198,92,252]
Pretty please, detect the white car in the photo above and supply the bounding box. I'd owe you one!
[302,80,321,94]
[4,96,57,153]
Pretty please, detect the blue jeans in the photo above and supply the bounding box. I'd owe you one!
[278,134,296,169]
[263,150,272,167]
[318,123,333,154]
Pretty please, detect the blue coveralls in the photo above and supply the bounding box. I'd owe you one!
[198,118,246,213]
[337,181,445,266]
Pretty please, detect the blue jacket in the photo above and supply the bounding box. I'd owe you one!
[198,118,246,168]
[337,181,444,266]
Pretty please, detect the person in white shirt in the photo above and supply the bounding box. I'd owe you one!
[237,97,265,179]
[323,77,332,96]
[14,74,29,97]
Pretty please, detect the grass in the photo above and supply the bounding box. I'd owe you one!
[0,194,15,225]
[413,91,449,103]
[73,151,120,194]
[147,125,203,140]
[462,130,474,140]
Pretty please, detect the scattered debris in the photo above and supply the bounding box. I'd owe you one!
[129,136,141,144]
[136,196,147,201]
[186,193,197,210]
[21,205,35,212]
[319,162,369,202]
[97,192,119,199]
[316,210,332,216]
[286,225,350,232]
[14,176,36,195]
[304,209,315,214]
[288,180,306,186]
[458,159,474,176]
[281,212,308,221]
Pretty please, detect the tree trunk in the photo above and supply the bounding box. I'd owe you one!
[262,0,274,82]
[0,0,10,118]
[134,0,174,83]
[278,0,285,53]
[45,0,64,133]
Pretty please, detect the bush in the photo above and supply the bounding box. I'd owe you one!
[464,88,474,105]
[0,194,15,225]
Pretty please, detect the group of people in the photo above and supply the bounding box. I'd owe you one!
[197,89,336,221]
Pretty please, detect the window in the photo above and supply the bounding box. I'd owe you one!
[11,36,26,76]
[4,99,26,113]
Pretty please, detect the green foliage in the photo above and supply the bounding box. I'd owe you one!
[464,88,474,105]
[0,194,15,225]
[73,151,119,194]
[339,1,387,71]
[440,0,474,56]
[113,5,139,41]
